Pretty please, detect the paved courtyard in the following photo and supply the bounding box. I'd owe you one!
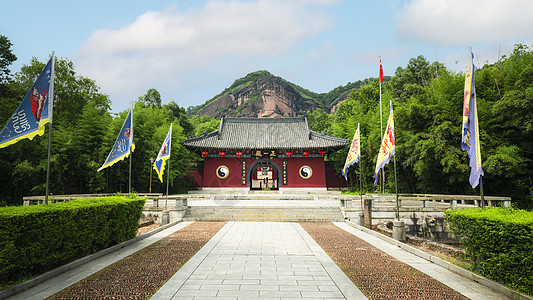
[6,221,513,300]
[152,222,365,299]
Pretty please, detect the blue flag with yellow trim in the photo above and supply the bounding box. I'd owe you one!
[154,124,172,182]
[461,52,484,188]
[0,56,54,148]
[373,101,395,185]
[97,107,135,172]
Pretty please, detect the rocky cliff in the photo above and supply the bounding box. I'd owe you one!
[187,70,366,119]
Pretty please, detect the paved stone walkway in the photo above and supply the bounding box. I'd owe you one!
[151,222,366,299]
[6,221,514,300]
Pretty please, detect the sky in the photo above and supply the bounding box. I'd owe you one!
[1,0,532,113]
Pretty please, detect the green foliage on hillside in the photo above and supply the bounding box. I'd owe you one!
[186,70,365,116]
[0,32,530,209]
[334,47,533,208]
[186,70,274,116]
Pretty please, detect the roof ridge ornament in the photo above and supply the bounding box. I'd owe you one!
[217,116,225,140]
[304,116,311,140]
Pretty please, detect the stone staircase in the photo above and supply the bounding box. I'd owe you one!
[182,190,344,222]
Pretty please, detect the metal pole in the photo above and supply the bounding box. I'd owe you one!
[480,176,485,208]
[165,157,170,210]
[129,148,132,194]
[45,53,55,205]
[149,157,154,193]
[165,123,172,210]
[128,102,133,194]
[393,154,400,220]
[359,158,363,211]
[379,65,384,194]
[45,119,52,204]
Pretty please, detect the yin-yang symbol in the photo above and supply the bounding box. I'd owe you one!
[299,165,312,179]
[217,166,229,179]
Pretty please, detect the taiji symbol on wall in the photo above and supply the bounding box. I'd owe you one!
[299,165,312,179]
[217,165,229,179]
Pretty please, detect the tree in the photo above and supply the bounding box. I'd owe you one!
[306,108,332,135]
[190,115,220,137]
[164,101,193,137]
[0,35,17,95]
[139,88,162,108]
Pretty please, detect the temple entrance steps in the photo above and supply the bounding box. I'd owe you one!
[182,189,344,222]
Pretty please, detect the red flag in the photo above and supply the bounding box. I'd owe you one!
[379,59,384,83]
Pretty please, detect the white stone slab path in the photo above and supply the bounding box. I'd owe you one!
[150,222,367,300]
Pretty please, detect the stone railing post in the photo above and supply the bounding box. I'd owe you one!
[364,198,372,229]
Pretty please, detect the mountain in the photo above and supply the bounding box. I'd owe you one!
[186,70,368,119]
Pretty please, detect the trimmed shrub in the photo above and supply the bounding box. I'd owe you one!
[445,208,533,295]
[0,196,145,285]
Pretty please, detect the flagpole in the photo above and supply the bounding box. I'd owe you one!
[472,49,485,209]
[393,153,399,220]
[128,101,133,194]
[45,53,55,205]
[359,154,363,211]
[165,124,172,211]
[165,157,170,210]
[129,147,132,194]
[379,57,384,194]
[480,176,485,208]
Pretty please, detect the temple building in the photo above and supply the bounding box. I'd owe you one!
[183,117,348,191]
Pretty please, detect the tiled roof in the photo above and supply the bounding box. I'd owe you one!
[183,117,348,150]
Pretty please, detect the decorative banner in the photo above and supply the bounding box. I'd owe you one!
[342,123,360,181]
[98,107,135,172]
[461,52,484,188]
[282,160,288,185]
[241,160,246,185]
[154,124,172,182]
[0,56,54,148]
[373,101,395,185]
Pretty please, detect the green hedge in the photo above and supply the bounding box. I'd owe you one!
[0,196,145,285]
[445,208,533,295]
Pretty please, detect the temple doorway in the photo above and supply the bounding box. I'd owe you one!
[249,160,280,190]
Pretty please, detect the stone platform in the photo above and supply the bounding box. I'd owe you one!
[182,191,344,222]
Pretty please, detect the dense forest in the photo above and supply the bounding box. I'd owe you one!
[311,47,532,209]
[0,34,531,208]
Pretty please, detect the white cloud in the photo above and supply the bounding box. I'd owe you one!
[397,0,533,46]
[75,0,334,111]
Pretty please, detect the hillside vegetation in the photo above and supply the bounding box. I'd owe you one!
[0,32,531,209]
[186,70,370,117]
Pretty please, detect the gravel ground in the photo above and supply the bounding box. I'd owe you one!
[48,222,226,300]
[300,222,468,300]
[136,223,161,236]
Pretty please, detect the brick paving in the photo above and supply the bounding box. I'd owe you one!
[47,222,226,300]
[151,221,365,299]
[300,222,468,300]
[13,220,506,299]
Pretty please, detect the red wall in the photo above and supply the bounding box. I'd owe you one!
[202,157,244,187]
[283,157,325,188]
[202,157,327,188]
